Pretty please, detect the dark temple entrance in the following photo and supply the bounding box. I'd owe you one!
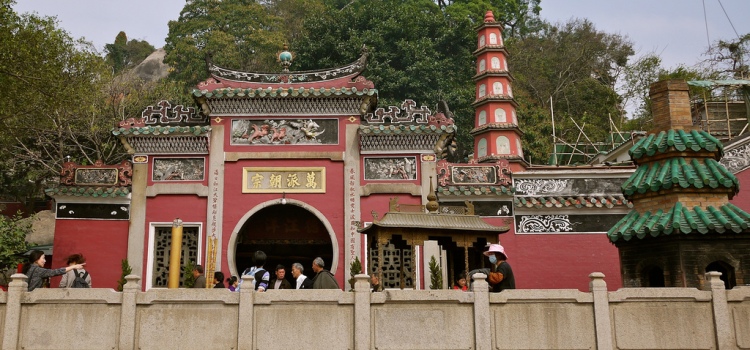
[235,204,333,283]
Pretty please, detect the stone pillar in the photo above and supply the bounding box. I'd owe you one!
[353,274,371,350]
[127,162,148,279]
[237,274,255,350]
[704,271,734,350]
[343,122,362,277]
[2,273,27,350]
[471,273,491,350]
[589,272,613,350]
[118,274,141,350]
[649,79,693,133]
[206,124,224,272]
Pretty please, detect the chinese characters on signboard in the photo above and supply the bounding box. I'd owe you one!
[242,167,326,193]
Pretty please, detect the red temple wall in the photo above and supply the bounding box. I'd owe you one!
[222,158,347,285]
[143,194,207,279]
[730,168,750,212]
[482,217,622,291]
[51,219,129,289]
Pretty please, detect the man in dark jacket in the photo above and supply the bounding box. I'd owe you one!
[192,265,206,288]
[269,264,292,289]
[311,257,340,289]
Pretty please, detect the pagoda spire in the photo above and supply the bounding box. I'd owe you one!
[470,10,526,172]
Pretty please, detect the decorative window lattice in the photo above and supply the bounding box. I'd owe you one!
[152,226,199,287]
[208,97,362,115]
[360,134,439,152]
[369,242,414,289]
[129,136,209,154]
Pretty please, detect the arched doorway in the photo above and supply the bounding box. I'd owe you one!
[231,202,335,283]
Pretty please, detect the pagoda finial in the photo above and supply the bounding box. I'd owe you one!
[484,10,495,23]
[277,43,294,72]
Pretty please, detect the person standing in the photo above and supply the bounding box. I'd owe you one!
[291,262,312,289]
[192,265,206,288]
[452,272,468,291]
[59,253,92,288]
[483,244,515,292]
[226,276,238,291]
[213,271,225,288]
[22,250,85,291]
[238,251,270,292]
[311,257,339,289]
[269,264,292,289]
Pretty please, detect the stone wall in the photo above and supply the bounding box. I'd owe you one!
[1,272,748,350]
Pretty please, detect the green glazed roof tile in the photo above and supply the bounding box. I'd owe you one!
[112,125,211,137]
[45,186,131,198]
[437,185,513,196]
[513,195,633,209]
[622,158,739,196]
[192,87,378,99]
[359,124,456,135]
[608,202,750,242]
[629,129,723,160]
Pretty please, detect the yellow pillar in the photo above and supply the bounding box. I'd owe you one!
[167,218,184,289]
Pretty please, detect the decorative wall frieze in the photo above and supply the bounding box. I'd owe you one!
[436,159,511,187]
[514,179,568,196]
[720,141,750,173]
[60,160,132,187]
[516,215,573,233]
[231,119,338,145]
[56,203,129,220]
[515,214,627,234]
[360,134,440,152]
[363,157,417,180]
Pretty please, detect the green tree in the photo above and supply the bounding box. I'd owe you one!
[294,0,477,151]
[0,212,33,287]
[182,260,197,288]
[1,2,185,211]
[428,255,443,289]
[105,31,156,74]
[164,0,286,87]
[348,256,362,291]
[447,0,543,39]
[508,19,635,164]
[116,259,133,291]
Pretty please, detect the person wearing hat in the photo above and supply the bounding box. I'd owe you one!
[483,244,515,292]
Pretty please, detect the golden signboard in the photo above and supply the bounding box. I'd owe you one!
[242,167,326,193]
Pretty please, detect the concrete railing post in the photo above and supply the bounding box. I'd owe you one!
[237,274,255,350]
[704,271,733,350]
[118,274,141,350]
[471,273,491,350]
[589,272,612,350]
[2,273,27,350]
[353,274,372,350]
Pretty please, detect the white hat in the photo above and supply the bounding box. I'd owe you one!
[483,244,508,259]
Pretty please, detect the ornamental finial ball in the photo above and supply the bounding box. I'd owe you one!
[278,43,293,63]
[484,10,495,23]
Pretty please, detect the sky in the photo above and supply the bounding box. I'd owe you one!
[11,0,750,70]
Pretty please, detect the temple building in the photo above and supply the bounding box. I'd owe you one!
[48,11,743,292]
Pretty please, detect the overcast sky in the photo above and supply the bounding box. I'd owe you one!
[11,0,750,70]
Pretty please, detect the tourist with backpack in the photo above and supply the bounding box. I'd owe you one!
[59,253,92,288]
[237,251,270,292]
[22,250,85,291]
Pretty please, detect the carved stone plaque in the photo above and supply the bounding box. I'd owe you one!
[152,158,205,181]
[74,168,118,186]
[364,157,417,180]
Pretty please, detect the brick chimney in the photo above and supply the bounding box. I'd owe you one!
[648,79,695,133]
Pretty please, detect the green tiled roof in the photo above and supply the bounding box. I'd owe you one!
[192,87,378,98]
[437,185,513,196]
[112,125,211,136]
[608,202,750,242]
[629,129,723,160]
[622,158,739,196]
[514,195,632,209]
[360,124,456,135]
[45,186,131,198]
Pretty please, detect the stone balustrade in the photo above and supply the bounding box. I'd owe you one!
[1,272,749,350]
